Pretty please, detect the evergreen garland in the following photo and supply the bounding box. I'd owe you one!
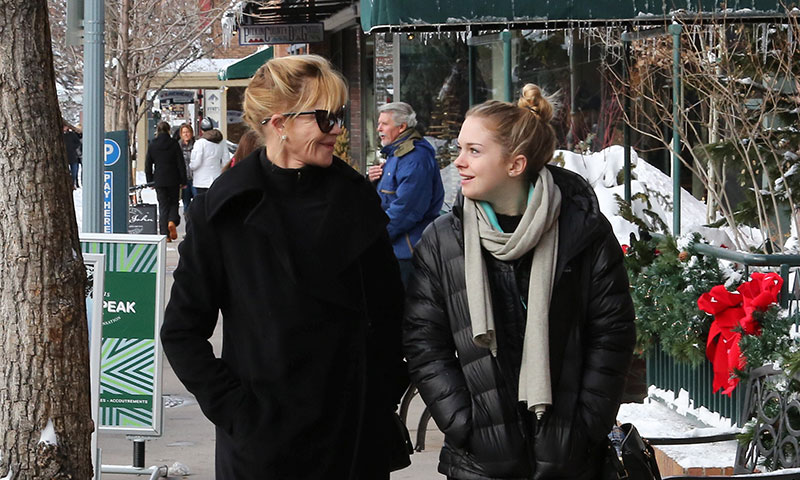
[625,233,727,364]
[737,307,798,375]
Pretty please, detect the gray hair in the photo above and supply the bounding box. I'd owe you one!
[378,102,417,129]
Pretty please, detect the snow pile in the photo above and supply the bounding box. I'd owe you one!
[556,146,766,249]
[617,387,742,469]
[168,462,191,476]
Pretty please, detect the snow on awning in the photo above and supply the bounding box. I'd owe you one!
[217,47,273,81]
[360,0,792,33]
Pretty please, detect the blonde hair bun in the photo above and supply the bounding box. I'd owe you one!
[518,83,554,123]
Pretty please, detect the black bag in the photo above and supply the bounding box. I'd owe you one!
[389,412,414,471]
[602,423,662,480]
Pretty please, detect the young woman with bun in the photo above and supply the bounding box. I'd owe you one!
[403,84,636,479]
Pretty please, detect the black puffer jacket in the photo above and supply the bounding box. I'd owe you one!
[403,165,636,480]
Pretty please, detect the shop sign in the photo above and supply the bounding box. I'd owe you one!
[158,90,195,105]
[204,89,222,129]
[239,23,323,45]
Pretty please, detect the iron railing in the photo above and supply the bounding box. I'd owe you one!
[646,343,746,425]
[690,242,800,309]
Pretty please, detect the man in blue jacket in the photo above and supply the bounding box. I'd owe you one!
[368,102,444,286]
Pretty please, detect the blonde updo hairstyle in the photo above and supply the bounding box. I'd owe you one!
[466,84,557,181]
[243,54,347,139]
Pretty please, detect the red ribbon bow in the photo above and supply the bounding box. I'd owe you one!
[697,272,783,395]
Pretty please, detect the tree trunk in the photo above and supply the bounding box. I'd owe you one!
[0,1,94,478]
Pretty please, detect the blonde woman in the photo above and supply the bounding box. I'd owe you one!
[403,85,636,479]
[162,55,410,479]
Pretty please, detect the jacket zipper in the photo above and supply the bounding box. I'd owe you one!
[495,261,538,473]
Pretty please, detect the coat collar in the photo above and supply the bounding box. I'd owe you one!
[380,128,423,158]
[204,148,389,309]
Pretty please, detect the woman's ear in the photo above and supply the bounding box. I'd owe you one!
[509,154,527,178]
[267,114,285,134]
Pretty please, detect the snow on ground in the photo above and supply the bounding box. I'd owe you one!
[618,399,739,468]
[617,386,742,469]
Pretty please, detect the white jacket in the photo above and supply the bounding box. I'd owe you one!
[189,132,230,188]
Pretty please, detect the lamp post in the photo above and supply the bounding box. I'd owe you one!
[82,0,104,233]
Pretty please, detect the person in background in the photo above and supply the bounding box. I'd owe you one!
[145,121,187,242]
[189,117,229,195]
[366,102,444,286]
[222,129,263,173]
[161,54,410,479]
[178,123,196,214]
[62,120,82,189]
[403,85,636,479]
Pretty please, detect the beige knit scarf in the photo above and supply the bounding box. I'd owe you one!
[463,167,561,417]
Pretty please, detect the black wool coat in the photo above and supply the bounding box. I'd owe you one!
[145,133,187,187]
[162,150,409,479]
[403,165,636,480]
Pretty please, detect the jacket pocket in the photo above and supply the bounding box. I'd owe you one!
[534,413,593,477]
[227,388,272,447]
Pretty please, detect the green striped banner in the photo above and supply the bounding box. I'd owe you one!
[99,338,155,428]
[82,242,158,273]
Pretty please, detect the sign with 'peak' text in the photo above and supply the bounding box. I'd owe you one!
[81,233,166,436]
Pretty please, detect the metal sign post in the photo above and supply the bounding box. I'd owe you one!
[82,0,104,233]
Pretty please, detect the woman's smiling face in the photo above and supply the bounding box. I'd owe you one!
[280,104,342,169]
[454,116,517,205]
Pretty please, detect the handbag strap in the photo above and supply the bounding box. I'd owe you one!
[607,440,630,479]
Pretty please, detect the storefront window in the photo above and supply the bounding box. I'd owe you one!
[396,34,469,168]
[226,86,247,144]
[379,28,606,161]
[363,33,379,168]
[513,29,604,150]
[473,39,507,103]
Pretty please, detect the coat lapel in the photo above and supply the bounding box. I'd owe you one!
[243,192,300,287]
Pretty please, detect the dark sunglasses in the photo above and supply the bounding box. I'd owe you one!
[262,106,346,134]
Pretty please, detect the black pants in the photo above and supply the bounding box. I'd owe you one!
[181,180,194,213]
[156,186,181,235]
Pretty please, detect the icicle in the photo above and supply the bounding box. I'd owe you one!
[586,28,591,62]
[221,13,235,49]
[762,22,768,64]
[789,23,794,55]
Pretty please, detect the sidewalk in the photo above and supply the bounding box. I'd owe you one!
[96,219,446,479]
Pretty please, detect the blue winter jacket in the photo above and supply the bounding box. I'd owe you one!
[377,129,444,260]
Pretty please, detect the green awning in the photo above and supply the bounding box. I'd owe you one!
[360,0,788,32]
[217,47,273,81]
